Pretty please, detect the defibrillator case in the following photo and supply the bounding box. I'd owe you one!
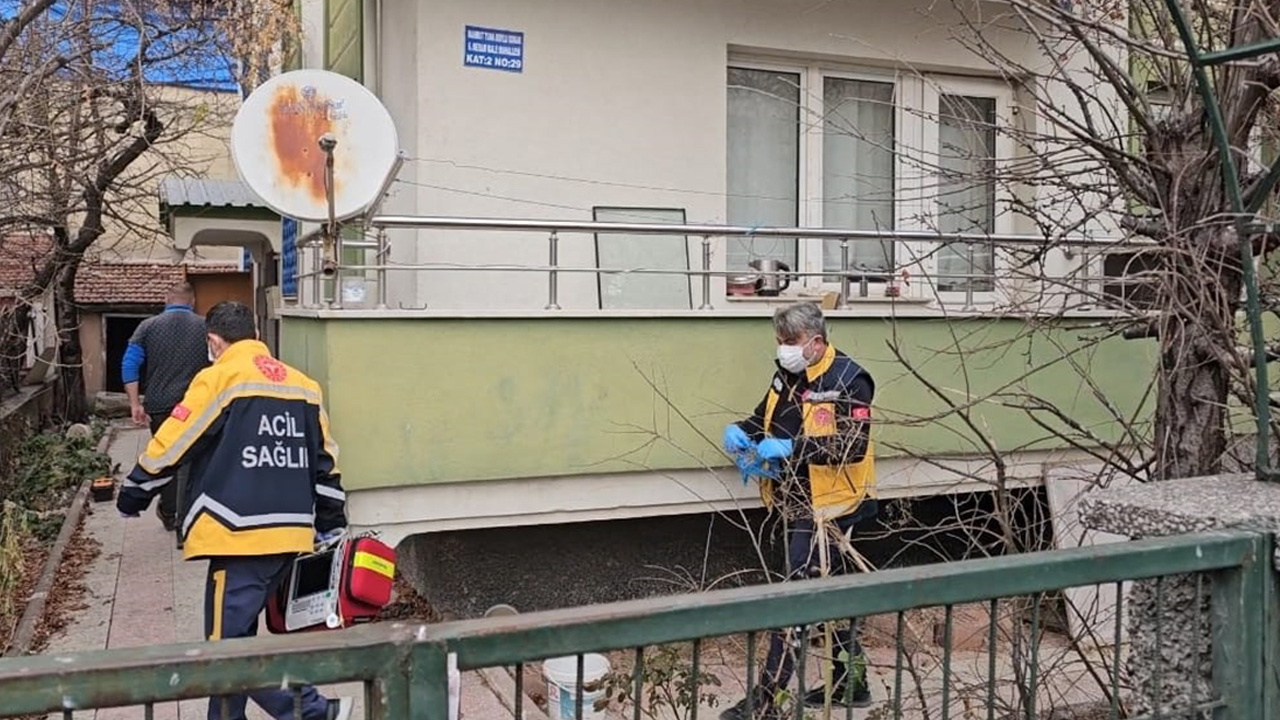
[266,533,397,634]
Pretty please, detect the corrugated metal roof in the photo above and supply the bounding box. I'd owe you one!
[159,177,268,209]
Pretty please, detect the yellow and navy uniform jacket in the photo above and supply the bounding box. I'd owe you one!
[118,339,347,561]
[736,344,875,520]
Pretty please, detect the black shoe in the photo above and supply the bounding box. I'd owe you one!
[802,684,872,709]
[720,687,780,720]
[155,504,176,532]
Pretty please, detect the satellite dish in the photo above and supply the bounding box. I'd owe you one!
[231,69,400,223]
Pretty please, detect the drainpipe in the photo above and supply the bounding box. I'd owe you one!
[372,0,382,97]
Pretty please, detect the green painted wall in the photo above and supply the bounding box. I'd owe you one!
[280,318,331,402]
[281,316,1159,491]
[325,0,362,81]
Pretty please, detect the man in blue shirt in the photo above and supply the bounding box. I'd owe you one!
[121,282,209,531]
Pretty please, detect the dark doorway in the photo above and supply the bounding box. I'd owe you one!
[104,315,146,393]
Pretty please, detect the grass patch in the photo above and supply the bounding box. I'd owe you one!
[0,419,112,649]
[9,419,112,516]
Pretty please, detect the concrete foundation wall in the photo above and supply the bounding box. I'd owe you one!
[0,383,54,503]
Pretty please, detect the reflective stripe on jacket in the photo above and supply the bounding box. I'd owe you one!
[119,339,347,560]
[742,343,875,520]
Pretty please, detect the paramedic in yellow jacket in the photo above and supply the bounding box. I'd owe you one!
[118,301,352,720]
[719,302,878,720]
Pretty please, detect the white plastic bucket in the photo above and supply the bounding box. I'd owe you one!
[542,654,610,720]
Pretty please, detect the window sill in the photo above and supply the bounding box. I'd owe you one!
[724,291,932,306]
[278,304,1147,320]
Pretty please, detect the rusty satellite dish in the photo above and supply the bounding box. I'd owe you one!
[231,69,400,223]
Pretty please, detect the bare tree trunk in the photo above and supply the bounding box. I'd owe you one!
[1154,231,1242,480]
[1155,348,1229,479]
[52,259,86,422]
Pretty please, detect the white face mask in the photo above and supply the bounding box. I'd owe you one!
[777,343,809,374]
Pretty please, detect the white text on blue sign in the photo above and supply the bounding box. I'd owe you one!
[464,25,524,73]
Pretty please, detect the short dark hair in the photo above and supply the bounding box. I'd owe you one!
[167,282,194,304]
[205,301,256,344]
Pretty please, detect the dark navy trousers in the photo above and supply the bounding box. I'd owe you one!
[205,554,331,720]
[760,502,877,693]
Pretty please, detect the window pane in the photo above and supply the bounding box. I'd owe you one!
[822,78,895,275]
[937,94,996,292]
[727,67,800,272]
[594,207,691,310]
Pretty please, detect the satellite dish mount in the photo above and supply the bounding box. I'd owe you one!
[229,69,404,292]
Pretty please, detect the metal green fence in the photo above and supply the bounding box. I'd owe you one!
[1159,0,1280,480]
[0,530,1270,720]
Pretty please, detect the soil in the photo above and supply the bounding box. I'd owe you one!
[376,573,441,623]
[0,535,50,652]
[521,663,550,712]
[28,511,100,652]
[0,503,100,656]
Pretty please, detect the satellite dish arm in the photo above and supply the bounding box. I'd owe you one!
[362,151,407,231]
[319,134,338,279]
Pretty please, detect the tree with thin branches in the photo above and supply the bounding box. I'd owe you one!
[0,0,298,419]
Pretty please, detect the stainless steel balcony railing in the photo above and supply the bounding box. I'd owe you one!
[293,216,1154,312]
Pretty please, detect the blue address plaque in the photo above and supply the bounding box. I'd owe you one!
[281,217,299,298]
[464,25,524,73]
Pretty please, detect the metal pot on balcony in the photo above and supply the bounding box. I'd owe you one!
[749,259,793,296]
[727,274,759,296]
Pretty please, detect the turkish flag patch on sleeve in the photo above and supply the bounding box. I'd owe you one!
[851,406,871,421]
[170,404,191,421]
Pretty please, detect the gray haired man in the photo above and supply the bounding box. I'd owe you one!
[721,302,879,720]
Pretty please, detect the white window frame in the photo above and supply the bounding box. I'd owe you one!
[726,57,1018,305]
[801,64,903,294]
[726,58,809,272]
[728,55,913,297]
[917,74,1018,308]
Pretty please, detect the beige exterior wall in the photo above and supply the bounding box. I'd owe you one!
[305,0,1119,312]
[91,85,245,267]
[79,313,104,395]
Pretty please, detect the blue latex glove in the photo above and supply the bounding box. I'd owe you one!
[734,451,779,484]
[723,424,752,453]
[756,438,795,460]
[749,458,781,480]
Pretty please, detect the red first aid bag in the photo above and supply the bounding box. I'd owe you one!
[344,536,397,611]
[266,533,397,634]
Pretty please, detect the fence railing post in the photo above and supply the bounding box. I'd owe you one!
[838,239,850,308]
[1260,533,1280,720]
[368,655,412,720]
[545,231,561,310]
[699,235,713,310]
[311,244,322,309]
[376,228,390,310]
[409,640,452,720]
[1211,531,1269,720]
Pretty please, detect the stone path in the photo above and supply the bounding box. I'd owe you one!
[42,422,511,720]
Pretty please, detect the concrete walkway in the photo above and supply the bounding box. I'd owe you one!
[44,423,511,720]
